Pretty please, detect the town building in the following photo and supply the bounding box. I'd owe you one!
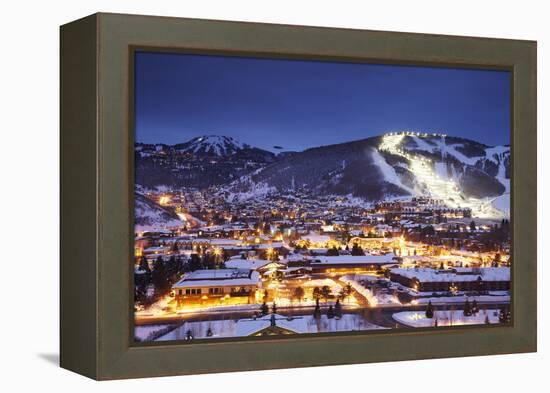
[388,267,510,292]
[288,254,401,273]
[172,269,261,308]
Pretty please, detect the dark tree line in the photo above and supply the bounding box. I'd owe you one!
[134,255,187,306]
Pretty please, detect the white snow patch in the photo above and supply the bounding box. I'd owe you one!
[491,194,510,217]
[393,309,501,327]
[411,136,436,153]
[155,314,385,341]
[371,148,415,194]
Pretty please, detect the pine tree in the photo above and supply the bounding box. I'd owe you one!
[471,299,479,315]
[138,256,151,274]
[351,243,365,256]
[151,256,170,295]
[271,302,277,314]
[260,302,269,316]
[134,275,148,305]
[321,285,331,302]
[334,299,342,318]
[327,305,335,319]
[425,301,434,319]
[313,298,321,320]
[463,300,472,317]
[313,287,322,302]
[189,253,202,271]
[166,255,178,281]
[345,283,352,299]
[293,286,305,302]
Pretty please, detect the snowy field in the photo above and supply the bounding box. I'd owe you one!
[393,309,500,328]
[154,314,385,341]
[135,324,178,342]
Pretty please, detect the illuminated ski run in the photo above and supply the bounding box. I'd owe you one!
[379,132,505,219]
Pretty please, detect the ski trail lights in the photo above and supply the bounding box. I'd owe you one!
[379,133,504,218]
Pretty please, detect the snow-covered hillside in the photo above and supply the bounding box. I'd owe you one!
[134,193,184,233]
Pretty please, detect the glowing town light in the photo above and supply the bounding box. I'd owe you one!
[159,195,171,206]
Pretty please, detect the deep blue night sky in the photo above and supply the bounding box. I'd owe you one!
[135,52,510,152]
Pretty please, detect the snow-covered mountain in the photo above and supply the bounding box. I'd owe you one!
[173,135,249,157]
[135,132,510,218]
[135,136,275,189]
[218,132,510,218]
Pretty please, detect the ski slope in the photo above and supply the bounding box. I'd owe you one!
[379,132,506,219]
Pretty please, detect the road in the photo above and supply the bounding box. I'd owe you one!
[135,301,510,329]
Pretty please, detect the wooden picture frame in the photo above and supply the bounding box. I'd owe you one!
[60,12,536,380]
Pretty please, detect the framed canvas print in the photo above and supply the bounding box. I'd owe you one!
[60,13,537,380]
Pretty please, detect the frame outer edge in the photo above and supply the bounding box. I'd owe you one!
[60,13,100,379]
[90,13,537,379]
[515,41,537,351]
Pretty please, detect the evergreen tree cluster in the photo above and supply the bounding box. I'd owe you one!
[134,253,188,305]
[350,243,365,256]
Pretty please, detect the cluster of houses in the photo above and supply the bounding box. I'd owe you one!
[134,190,511,311]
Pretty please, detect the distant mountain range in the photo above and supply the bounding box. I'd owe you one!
[135,135,275,189]
[135,132,510,215]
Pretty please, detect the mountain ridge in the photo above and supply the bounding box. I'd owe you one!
[135,132,510,217]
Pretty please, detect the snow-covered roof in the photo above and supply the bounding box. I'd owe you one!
[206,238,242,246]
[284,266,312,273]
[198,225,224,232]
[225,259,271,270]
[234,314,309,336]
[351,236,398,243]
[143,246,168,252]
[311,253,399,265]
[173,269,260,288]
[389,267,510,282]
[255,242,285,249]
[300,233,331,243]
